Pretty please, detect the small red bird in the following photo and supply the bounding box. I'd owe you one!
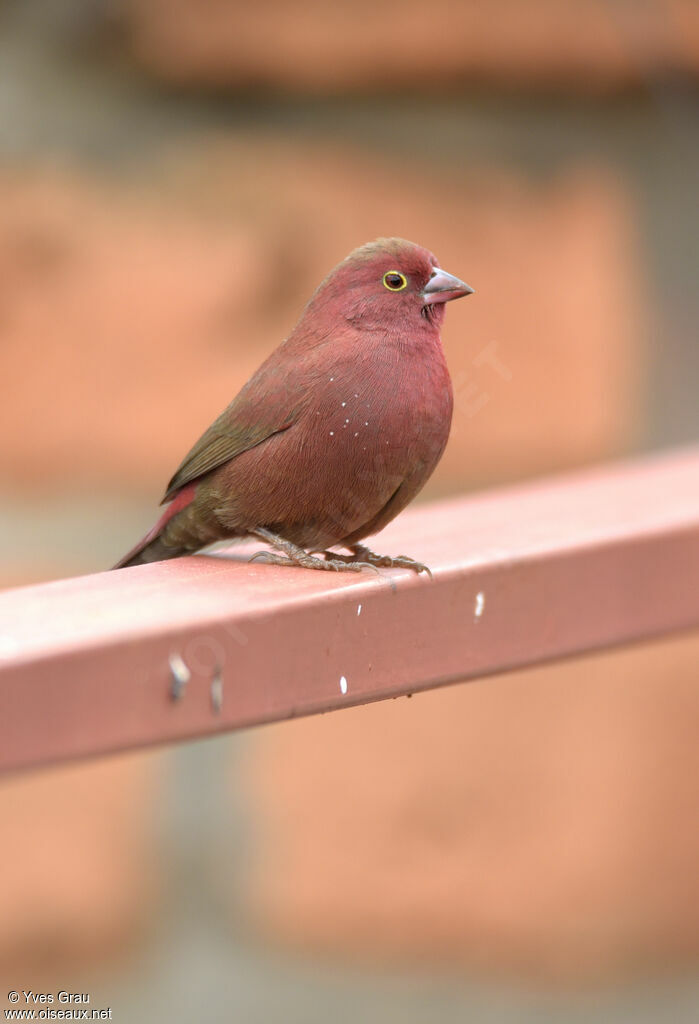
[115,238,472,574]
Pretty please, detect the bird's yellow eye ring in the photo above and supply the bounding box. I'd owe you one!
[383,270,408,291]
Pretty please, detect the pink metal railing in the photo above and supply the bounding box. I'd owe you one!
[1,446,698,772]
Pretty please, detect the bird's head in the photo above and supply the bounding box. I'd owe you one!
[309,237,473,333]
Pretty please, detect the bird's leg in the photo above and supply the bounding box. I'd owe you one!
[249,528,379,573]
[321,544,433,578]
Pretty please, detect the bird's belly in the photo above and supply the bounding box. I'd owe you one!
[214,361,452,548]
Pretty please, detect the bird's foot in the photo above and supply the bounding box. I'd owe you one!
[250,550,370,572]
[249,528,378,573]
[322,545,433,578]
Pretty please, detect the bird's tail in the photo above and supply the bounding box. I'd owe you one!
[113,483,211,569]
[113,533,190,569]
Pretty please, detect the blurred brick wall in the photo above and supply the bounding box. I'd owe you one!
[0,753,160,977]
[123,0,699,93]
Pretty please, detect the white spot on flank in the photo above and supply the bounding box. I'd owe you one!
[474,592,485,618]
[340,675,348,694]
[341,401,346,407]
[330,376,334,381]
[354,393,359,398]
[329,431,334,436]
[357,604,362,616]
[354,432,359,437]
[365,421,369,426]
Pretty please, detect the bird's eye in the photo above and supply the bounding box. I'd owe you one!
[382,271,408,292]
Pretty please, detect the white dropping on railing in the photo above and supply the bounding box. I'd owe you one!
[169,652,191,701]
[210,668,223,714]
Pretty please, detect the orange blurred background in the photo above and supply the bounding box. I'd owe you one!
[0,1,698,1020]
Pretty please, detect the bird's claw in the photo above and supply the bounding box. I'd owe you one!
[249,550,291,566]
[324,546,433,578]
[379,554,433,579]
